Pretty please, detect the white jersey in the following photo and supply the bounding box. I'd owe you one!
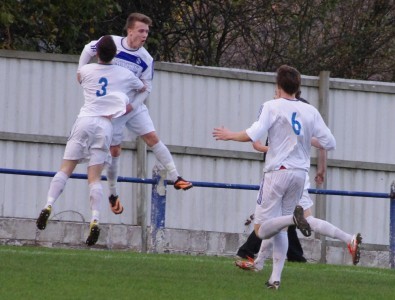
[78,63,144,118]
[246,98,336,172]
[78,35,153,109]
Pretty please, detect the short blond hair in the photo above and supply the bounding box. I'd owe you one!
[124,12,152,31]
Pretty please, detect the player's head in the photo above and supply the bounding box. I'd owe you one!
[124,13,152,48]
[96,35,116,63]
[276,65,301,95]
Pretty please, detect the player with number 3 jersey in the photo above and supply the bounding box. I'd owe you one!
[36,36,145,246]
[77,13,193,215]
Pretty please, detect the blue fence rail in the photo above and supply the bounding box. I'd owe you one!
[0,167,394,268]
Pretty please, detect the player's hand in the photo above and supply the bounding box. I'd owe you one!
[315,173,325,185]
[77,73,82,84]
[252,141,269,153]
[124,103,133,115]
[137,84,147,93]
[213,126,231,140]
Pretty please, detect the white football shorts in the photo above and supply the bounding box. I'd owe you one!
[111,104,155,146]
[254,169,306,225]
[298,173,313,210]
[63,116,112,166]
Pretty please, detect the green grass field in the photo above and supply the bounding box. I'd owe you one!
[0,245,394,300]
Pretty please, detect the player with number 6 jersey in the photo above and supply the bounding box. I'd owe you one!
[247,95,335,173]
[213,65,336,290]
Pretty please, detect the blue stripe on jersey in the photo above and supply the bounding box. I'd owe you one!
[116,51,148,73]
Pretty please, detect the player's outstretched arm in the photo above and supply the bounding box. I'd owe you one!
[213,126,251,142]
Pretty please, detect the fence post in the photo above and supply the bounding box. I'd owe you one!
[317,70,330,263]
[136,137,147,253]
[150,165,167,253]
[390,181,395,268]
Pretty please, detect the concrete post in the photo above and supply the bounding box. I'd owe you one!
[136,137,147,252]
[317,70,330,263]
[150,165,167,253]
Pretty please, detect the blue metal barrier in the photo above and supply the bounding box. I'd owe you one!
[390,182,395,268]
[0,167,392,266]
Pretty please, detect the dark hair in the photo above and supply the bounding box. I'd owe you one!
[295,90,310,104]
[124,12,152,32]
[96,35,116,63]
[276,65,301,95]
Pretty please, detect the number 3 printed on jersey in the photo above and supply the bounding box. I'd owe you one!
[291,112,301,135]
[96,77,108,97]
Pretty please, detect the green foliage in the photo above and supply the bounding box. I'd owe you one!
[1,0,394,81]
[1,245,395,300]
[0,0,122,53]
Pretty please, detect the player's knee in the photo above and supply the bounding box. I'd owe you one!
[110,145,122,157]
[142,131,159,147]
[254,224,261,238]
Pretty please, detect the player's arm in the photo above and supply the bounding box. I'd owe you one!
[315,148,327,185]
[313,114,336,151]
[76,40,98,83]
[311,137,327,185]
[213,126,252,142]
[128,61,153,110]
[128,72,146,92]
[252,140,269,153]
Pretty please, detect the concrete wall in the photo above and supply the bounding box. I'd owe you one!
[0,217,389,268]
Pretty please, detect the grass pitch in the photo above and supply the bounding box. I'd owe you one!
[0,245,394,300]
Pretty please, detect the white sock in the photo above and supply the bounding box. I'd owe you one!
[89,181,103,223]
[151,141,179,181]
[46,171,69,208]
[255,238,273,269]
[306,216,353,244]
[269,231,288,283]
[258,215,294,239]
[106,156,120,196]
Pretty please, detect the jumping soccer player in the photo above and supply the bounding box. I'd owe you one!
[77,13,193,215]
[36,36,146,246]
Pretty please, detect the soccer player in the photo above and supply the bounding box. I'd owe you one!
[236,141,362,272]
[213,65,336,290]
[237,140,307,264]
[77,12,192,215]
[36,35,146,246]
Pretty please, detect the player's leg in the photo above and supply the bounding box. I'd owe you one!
[254,172,290,239]
[235,230,265,271]
[85,163,104,246]
[304,208,352,243]
[304,208,362,265]
[236,229,262,259]
[129,106,192,190]
[266,230,288,289]
[235,237,270,272]
[106,114,127,214]
[254,237,272,271]
[106,145,124,214]
[141,131,193,190]
[287,225,306,262]
[36,159,77,230]
[255,170,307,239]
